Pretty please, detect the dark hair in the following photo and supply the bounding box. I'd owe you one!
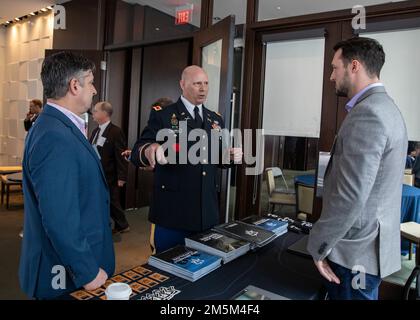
[31,99,43,109]
[41,51,96,99]
[151,97,174,109]
[333,37,385,78]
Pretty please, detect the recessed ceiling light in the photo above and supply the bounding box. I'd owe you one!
[15,17,20,21]
[47,6,53,10]
[155,27,160,31]
[41,8,48,12]
[30,12,36,16]
[276,6,281,10]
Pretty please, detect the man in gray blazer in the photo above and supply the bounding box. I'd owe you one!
[307,37,407,300]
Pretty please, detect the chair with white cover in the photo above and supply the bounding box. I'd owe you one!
[265,167,296,213]
[295,183,314,221]
[404,173,415,186]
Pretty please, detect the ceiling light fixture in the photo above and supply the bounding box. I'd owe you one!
[2,5,54,27]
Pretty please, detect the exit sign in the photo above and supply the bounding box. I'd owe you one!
[175,4,193,25]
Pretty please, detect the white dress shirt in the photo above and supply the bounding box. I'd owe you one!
[47,102,87,138]
[180,95,203,120]
[93,120,111,145]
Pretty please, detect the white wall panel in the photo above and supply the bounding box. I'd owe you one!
[263,37,325,138]
[8,119,18,138]
[27,80,37,99]
[36,79,44,99]
[20,42,30,61]
[29,40,39,60]
[18,82,27,100]
[8,63,19,81]
[17,100,28,120]
[19,61,28,81]
[0,12,53,164]
[364,28,420,141]
[28,60,39,80]
[9,81,19,100]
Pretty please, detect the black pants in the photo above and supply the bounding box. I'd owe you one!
[109,185,129,230]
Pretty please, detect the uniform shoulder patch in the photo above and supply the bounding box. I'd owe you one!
[215,111,222,117]
[152,105,162,111]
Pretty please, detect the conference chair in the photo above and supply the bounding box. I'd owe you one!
[265,167,296,213]
[401,222,420,299]
[295,183,314,221]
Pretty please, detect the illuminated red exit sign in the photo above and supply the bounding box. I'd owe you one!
[175,4,193,25]
[175,10,191,25]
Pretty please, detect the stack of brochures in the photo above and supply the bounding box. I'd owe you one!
[241,215,288,236]
[185,231,251,263]
[214,221,278,249]
[148,245,222,282]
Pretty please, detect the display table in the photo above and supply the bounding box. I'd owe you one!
[68,232,324,300]
[0,166,22,175]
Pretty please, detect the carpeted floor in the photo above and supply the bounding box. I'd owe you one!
[0,192,152,300]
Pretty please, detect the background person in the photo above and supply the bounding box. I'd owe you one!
[24,99,43,131]
[90,101,130,234]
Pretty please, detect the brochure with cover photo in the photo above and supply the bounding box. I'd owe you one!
[148,245,222,282]
[214,221,277,249]
[241,215,288,236]
[185,231,250,263]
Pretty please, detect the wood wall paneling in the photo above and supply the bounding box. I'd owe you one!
[200,0,214,29]
[106,50,131,131]
[112,0,135,45]
[125,48,143,209]
[134,40,191,209]
[53,0,104,50]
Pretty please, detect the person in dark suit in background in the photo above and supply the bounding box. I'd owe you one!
[91,101,130,234]
[20,52,115,299]
[411,143,420,187]
[24,99,43,131]
[405,143,417,169]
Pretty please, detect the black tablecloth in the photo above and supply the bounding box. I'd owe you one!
[68,232,323,301]
[172,232,323,300]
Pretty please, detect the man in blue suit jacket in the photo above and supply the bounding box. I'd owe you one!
[19,52,115,299]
